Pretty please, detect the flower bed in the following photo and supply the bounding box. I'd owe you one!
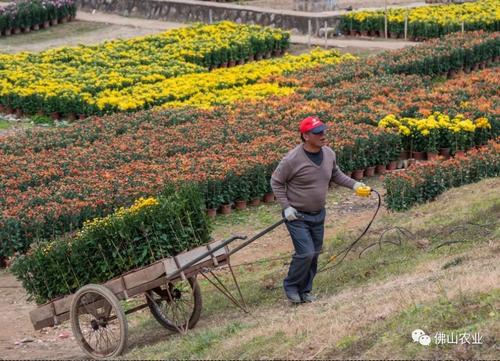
[0,98,397,257]
[10,183,211,304]
[374,31,499,76]
[339,0,499,40]
[95,49,354,111]
[294,31,499,89]
[0,21,290,116]
[1,32,498,258]
[0,0,76,36]
[300,68,499,136]
[384,140,499,211]
[378,113,493,154]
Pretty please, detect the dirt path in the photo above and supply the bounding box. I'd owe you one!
[0,12,185,54]
[223,241,499,359]
[0,271,85,359]
[81,10,417,51]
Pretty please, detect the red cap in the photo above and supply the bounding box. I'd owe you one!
[299,116,327,134]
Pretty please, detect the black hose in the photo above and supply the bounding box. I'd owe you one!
[318,189,382,273]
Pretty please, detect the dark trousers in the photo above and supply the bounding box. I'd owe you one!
[283,208,325,295]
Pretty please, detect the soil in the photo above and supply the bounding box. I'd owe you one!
[0,271,84,359]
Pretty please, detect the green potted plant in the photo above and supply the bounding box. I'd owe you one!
[424,128,440,160]
[233,173,251,210]
[203,178,224,217]
[29,0,44,30]
[0,8,8,35]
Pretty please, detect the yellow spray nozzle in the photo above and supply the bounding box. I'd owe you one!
[356,186,372,197]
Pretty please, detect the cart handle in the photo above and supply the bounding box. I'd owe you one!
[225,234,248,243]
[166,219,285,280]
[166,234,249,280]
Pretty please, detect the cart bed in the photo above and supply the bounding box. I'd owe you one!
[30,239,229,330]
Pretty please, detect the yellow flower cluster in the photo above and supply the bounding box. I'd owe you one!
[147,49,354,110]
[345,0,498,28]
[0,47,352,113]
[81,197,159,233]
[160,83,296,109]
[127,197,160,213]
[0,21,290,114]
[41,242,55,256]
[474,117,492,129]
[409,0,499,26]
[378,113,490,135]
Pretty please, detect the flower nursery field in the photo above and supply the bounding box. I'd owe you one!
[0,16,499,360]
[1,30,499,261]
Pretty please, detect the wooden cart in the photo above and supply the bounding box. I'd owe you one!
[29,220,285,359]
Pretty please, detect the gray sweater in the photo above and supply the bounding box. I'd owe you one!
[271,144,356,212]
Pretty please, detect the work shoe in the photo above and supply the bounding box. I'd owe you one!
[286,292,302,304]
[300,293,317,303]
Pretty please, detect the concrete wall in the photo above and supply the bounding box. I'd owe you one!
[76,0,344,35]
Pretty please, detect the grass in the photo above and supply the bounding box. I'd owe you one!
[0,116,53,136]
[326,290,499,359]
[0,119,10,130]
[0,21,109,52]
[217,329,304,359]
[123,178,499,359]
[210,201,282,240]
[127,321,249,359]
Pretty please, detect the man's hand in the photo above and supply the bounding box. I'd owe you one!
[284,206,299,221]
[353,182,366,191]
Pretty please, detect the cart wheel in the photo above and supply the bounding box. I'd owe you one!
[70,284,128,359]
[146,276,202,332]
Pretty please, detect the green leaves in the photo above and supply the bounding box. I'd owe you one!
[384,141,499,211]
[11,183,211,304]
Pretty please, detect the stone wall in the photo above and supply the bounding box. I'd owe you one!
[76,0,344,35]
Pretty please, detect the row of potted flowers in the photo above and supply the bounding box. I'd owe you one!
[339,0,498,40]
[0,0,76,36]
[293,31,499,89]
[374,30,499,77]
[378,113,493,155]
[0,49,351,118]
[384,139,499,211]
[0,21,292,116]
[205,190,277,218]
[193,132,475,219]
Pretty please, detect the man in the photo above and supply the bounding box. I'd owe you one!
[271,116,366,304]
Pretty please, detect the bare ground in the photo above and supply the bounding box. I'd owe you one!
[0,12,185,54]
